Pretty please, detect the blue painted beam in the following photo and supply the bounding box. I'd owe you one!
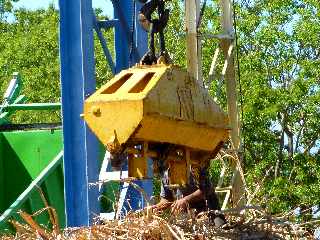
[113,0,131,73]
[135,1,148,61]
[97,19,119,29]
[111,0,152,212]
[59,0,99,227]
[125,1,152,210]
[93,17,116,74]
[112,0,140,72]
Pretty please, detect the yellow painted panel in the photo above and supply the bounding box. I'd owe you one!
[128,156,147,179]
[83,100,143,148]
[169,160,188,186]
[134,115,229,151]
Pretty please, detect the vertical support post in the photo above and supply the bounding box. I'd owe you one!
[221,40,239,149]
[59,0,99,226]
[131,6,152,202]
[114,0,131,73]
[185,0,202,83]
[220,0,234,36]
[219,0,244,207]
[113,0,152,211]
[135,1,148,59]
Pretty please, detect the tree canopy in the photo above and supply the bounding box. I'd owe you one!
[235,0,320,212]
[0,5,112,123]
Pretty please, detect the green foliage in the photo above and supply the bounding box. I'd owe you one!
[163,0,186,66]
[233,0,320,213]
[0,6,60,123]
[0,6,112,123]
[0,0,18,19]
[164,0,320,213]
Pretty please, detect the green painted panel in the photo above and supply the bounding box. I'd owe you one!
[0,129,64,230]
[2,130,62,179]
[0,128,114,231]
[27,190,49,224]
[0,134,5,213]
[43,164,65,227]
[0,152,64,232]
[1,136,32,215]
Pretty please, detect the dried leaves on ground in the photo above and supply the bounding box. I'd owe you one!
[0,205,318,240]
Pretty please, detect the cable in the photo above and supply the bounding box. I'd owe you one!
[232,0,246,163]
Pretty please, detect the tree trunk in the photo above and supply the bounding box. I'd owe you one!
[275,129,284,179]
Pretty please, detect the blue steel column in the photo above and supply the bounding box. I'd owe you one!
[114,0,131,73]
[113,0,152,210]
[59,0,99,226]
[135,1,148,60]
[130,1,153,209]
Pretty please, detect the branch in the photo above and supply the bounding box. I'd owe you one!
[283,124,294,160]
[304,135,319,155]
[294,118,305,153]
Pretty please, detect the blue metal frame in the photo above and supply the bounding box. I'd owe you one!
[113,0,151,212]
[113,0,141,72]
[59,0,99,227]
[59,0,150,227]
[93,17,116,74]
[134,1,148,61]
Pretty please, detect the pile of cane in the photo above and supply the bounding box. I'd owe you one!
[0,203,318,240]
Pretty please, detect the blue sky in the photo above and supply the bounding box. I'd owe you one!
[13,0,113,16]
